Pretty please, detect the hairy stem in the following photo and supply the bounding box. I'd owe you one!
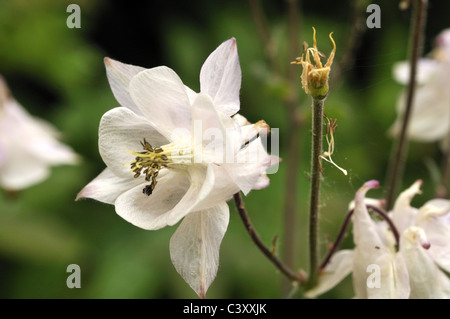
[386,0,428,209]
[307,97,325,288]
[233,192,307,283]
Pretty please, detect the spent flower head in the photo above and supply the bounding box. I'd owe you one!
[291,27,336,99]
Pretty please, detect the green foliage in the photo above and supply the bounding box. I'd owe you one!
[0,0,447,299]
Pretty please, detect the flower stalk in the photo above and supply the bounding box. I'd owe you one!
[307,96,325,288]
[291,27,336,289]
[386,0,428,209]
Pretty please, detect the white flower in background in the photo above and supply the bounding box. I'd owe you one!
[306,180,450,299]
[76,38,277,298]
[0,76,79,191]
[390,28,450,150]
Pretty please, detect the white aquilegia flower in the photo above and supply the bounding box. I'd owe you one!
[390,28,450,150]
[76,38,277,298]
[306,180,450,299]
[0,76,79,190]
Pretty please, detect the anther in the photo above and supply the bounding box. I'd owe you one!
[127,138,169,196]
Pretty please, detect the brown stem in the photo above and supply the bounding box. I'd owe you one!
[233,192,307,283]
[319,204,401,271]
[386,0,428,209]
[248,0,280,75]
[319,207,353,271]
[331,0,366,84]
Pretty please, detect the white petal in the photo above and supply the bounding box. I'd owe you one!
[98,107,169,178]
[2,99,79,166]
[129,66,192,140]
[190,164,239,212]
[104,58,146,115]
[114,170,190,230]
[392,59,439,85]
[191,93,239,163]
[191,93,226,144]
[165,166,212,226]
[436,29,450,52]
[391,85,450,142]
[407,88,450,141]
[76,168,143,204]
[0,146,49,190]
[348,197,386,211]
[232,113,250,127]
[392,180,422,233]
[305,250,354,298]
[438,270,450,298]
[353,181,386,251]
[223,137,272,195]
[253,174,270,190]
[170,202,229,298]
[200,38,241,116]
[185,85,198,105]
[365,252,410,299]
[352,180,395,298]
[416,199,450,273]
[0,83,78,189]
[166,164,234,226]
[22,115,80,164]
[400,226,448,298]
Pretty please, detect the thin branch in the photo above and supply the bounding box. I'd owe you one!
[248,0,280,75]
[319,204,401,271]
[319,206,353,271]
[386,0,428,209]
[331,0,366,84]
[233,192,307,284]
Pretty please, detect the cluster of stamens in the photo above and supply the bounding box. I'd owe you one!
[128,138,169,196]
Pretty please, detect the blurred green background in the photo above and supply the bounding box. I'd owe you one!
[0,0,448,299]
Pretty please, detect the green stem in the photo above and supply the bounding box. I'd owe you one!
[307,96,324,288]
[386,0,428,209]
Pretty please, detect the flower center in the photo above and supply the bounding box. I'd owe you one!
[126,138,194,196]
